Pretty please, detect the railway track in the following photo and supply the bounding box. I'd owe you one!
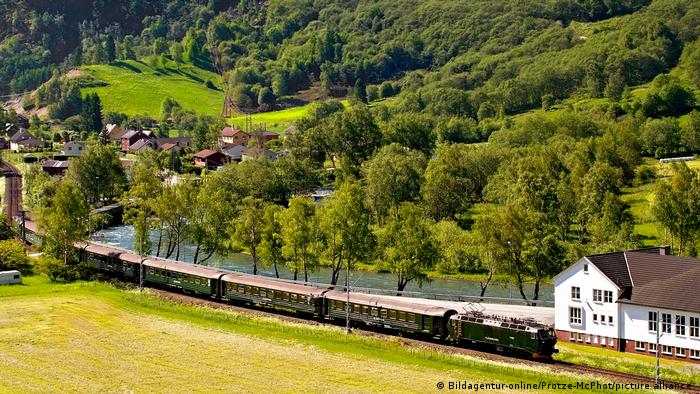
[146,286,699,393]
[1,161,22,222]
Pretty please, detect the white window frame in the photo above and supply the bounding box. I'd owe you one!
[690,349,700,360]
[593,289,602,303]
[569,332,575,341]
[583,264,589,273]
[571,286,580,301]
[608,315,613,325]
[635,341,645,351]
[690,316,699,338]
[662,345,672,355]
[676,315,686,336]
[593,314,598,323]
[662,313,672,334]
[649,311,658,332]
[604,290,613,303]
[569,307,582,325]
[676,347,685,357]
[608,337,614,346]
[649,343,657,353]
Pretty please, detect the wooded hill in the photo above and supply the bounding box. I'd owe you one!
[2,0,699,117]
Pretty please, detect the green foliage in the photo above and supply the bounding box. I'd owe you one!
[231,197,267,275]
[281,196,321,281]
[651,163,700,255]
[80,92,103,133]
[0,239,31,274]
[383,113,436,155]
[67,143,127,203]
[0,214,15,240]
[375,203,438,291]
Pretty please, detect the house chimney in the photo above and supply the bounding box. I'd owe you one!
[659,246,671,255]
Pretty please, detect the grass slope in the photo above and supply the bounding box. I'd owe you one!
[228,100,350,133]
[0,276,648,393]
[80,60,224,117]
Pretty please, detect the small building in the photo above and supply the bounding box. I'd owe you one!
[554,247,700,363]
[222,144,247,161]
[103,124,124,142]
[0,270,21,285]
[42,159,69,176]
[261,131,279,141]
[120,130,153,152]
[10,129,43,152]
[0,136,8,150]
[241,146,278,161]
[60,141,84,157]
[193,149,227,170]
[154,137,192,150]
[128,138,158,153]
[221,126,250,146]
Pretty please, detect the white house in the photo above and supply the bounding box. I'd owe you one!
[60,141,84,156]
[554,247,700,363]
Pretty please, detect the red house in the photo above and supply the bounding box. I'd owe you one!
[193,149,227,170]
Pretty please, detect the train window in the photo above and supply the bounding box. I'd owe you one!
[362,306,369,315]
[291,294,297,302]
[389,310,397,319]
[268,290,274,298]
[195,278,200,285]
[148,269,154,275]
[371,308,378,317]
[260,289,266,297]
[253,287,259,296]
[381,310,387,318]
[238,285,244,293]
[353,304,361,313]
[408,313,415,322]
[245,286,251,294]
[398,312,406,321]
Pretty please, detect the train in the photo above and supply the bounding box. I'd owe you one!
[23,221,558,359]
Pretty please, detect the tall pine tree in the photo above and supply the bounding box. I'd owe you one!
[81,93,103,133]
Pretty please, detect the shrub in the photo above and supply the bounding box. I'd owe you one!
[0,239,32,274]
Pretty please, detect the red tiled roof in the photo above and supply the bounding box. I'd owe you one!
[194,149,221,159]
[221,126,246,137]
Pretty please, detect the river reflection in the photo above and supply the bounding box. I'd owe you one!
[92,225,554,305]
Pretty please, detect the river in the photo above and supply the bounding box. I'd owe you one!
[92,225,554,305]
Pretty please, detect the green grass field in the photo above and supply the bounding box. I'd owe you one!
[80,60,225,117]
[0,276,659,393]
[555,342,700,386]
[228,100,350,133]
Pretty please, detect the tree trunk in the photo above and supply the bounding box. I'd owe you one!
[273,260,279,278]
[479,270,493,301]
[193,244,201,265]
[293,269,298,281]
[532,278,540,307]
[199,249,216,264]
[251,246,257,275]
[397,276,408,295]
[156,225,163,257]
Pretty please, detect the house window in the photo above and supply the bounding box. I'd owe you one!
[690,349,700,360]
[676,315,686,336]
[662,313,672,333]
[593,336,598,344]
[649,343,657,353]
[577,333,583,342]
[569,307,582,325]
[676,348,686,357]
[662,345,672,355]
[583,264,589,273]
[601,336,606,346]
[593,289,602,302]
[608,315,613,324]
[593,314,598,323]
[649,311,658,332]
[608,337,614,346]
[604,290,613,303]
[690,317,699,338]
[569,332,575,341]
[600,315,606,324]
[586,335,591,343]
[635,341,645,351]
[571,286,580,300]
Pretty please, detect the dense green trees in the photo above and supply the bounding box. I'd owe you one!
[652,163,700,255]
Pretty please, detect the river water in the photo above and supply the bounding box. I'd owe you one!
[92,225,554,305]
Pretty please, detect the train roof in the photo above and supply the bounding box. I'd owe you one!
[85,243,144,264]
[324,290,457,317]
[143,258,225,279]
[220,273,329,296]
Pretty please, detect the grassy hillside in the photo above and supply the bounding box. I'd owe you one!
[0,276,655,393]
[79,60,225,117]
[228,100,350,133]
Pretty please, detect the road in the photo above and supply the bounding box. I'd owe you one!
[1,161,22,222]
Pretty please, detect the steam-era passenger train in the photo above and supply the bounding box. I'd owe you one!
[22,221,558,359]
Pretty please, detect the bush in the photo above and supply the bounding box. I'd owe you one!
[35,256,92,282]
[205,80,217,90]
[0,239,32,274]
[635,165,657,185]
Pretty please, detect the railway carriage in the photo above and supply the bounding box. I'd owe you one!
[220,273,328,315]
[323,291,458,339]
[82,244,140,280]
[143,258,225,296]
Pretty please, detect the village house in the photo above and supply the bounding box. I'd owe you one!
[60,140,84,157]
[241,146,278,161]
[120,130,153,152]
[222,144,247,161]
[41,159,69,176]
[193,149,227,170]
[103,124,123,142]
[10,129,43,152]
[554,247,700,363]
[220,126,250,146]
